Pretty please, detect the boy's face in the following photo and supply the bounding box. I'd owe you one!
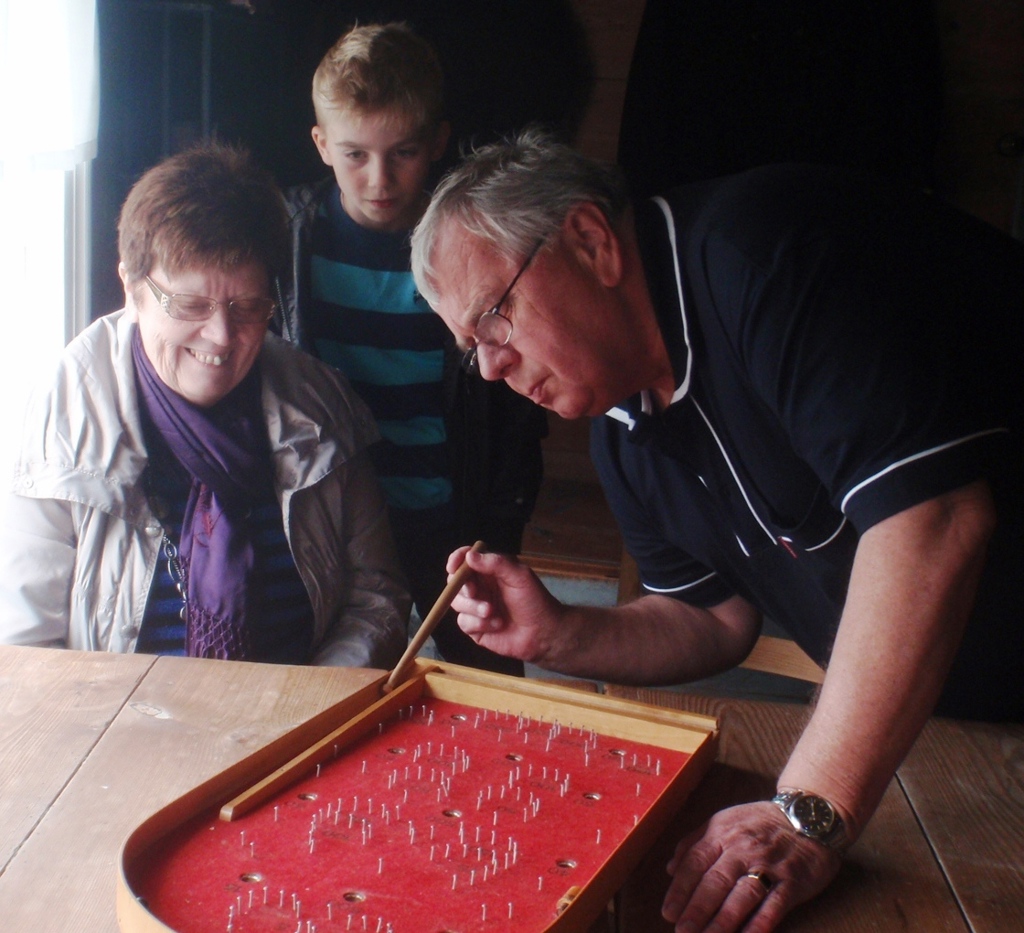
[312,108,449,232]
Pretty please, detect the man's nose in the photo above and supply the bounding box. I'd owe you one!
[475,342,515,381]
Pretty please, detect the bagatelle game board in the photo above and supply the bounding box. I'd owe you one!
[118,661,717,933]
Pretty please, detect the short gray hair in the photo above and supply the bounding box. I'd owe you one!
[411,126,629,306]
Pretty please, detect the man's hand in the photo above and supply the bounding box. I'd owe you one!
[662,802,842,932]
[447,546,762,683]
[446,546,566,663]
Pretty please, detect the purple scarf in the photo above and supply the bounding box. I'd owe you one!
[132,328,273,659]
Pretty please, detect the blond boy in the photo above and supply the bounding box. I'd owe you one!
[277,23,546,675]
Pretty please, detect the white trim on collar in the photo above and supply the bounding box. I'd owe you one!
[605,388,656,429]
[605,406,635,429]
[651,196,692,404]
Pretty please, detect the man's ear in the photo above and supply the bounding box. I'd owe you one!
[311,125,333,166]
[562,202,623,287]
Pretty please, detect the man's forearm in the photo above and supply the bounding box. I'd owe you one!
[778,480,996,837]
[536,592,762,685]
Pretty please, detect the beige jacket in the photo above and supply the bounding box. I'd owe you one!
[0,310,409,668]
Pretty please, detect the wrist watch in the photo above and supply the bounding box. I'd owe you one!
[771,789,850,851]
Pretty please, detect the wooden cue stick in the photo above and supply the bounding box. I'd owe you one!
[382,540,485,693]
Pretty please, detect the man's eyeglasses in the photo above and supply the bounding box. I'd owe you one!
[145,276,277,324]
[461,240,544,374]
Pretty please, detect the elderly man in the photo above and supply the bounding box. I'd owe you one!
[409,128,1023,932]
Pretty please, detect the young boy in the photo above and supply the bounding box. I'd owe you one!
[277,22,546,675]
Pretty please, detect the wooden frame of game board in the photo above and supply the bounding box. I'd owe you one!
[117,660,718,933]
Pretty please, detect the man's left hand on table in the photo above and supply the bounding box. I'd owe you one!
[661,801,843,932]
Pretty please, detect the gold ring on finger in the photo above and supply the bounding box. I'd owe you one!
[744,870,773,893]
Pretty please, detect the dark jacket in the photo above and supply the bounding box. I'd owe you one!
[275,180,547,554]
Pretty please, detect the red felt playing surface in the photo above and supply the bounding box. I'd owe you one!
[131,698,690,933]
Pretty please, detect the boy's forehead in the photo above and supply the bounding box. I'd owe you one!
[318,105,430,141]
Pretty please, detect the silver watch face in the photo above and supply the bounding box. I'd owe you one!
[791,794,836,836]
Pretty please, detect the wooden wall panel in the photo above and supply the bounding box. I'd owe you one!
[569,0,647,159]
[934,0,1024,232]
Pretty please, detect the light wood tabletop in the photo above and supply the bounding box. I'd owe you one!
[1,644,1021,932]
[604,686,1024,933]
[0,645,382,932]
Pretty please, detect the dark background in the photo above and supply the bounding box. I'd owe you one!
[91,0,594,313]
[91,0,951,314]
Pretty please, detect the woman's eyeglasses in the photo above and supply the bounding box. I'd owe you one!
[145,276,276,325]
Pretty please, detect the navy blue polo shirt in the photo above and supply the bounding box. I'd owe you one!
[592,165,1022,707]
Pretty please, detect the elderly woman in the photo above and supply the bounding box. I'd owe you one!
[0,144,409,667]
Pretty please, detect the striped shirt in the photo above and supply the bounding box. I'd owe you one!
[308,188,453,516]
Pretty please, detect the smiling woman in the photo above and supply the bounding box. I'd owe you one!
[129,263,273,408]
[0,144,410,668]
